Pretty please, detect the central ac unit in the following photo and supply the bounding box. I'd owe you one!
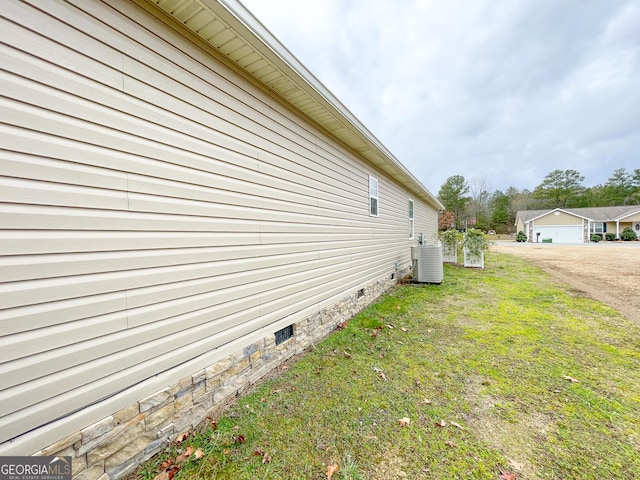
[411,245,443,284]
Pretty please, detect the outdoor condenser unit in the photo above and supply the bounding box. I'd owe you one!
[411,244,444,284]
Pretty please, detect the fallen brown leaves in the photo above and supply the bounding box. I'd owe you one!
[153,434,204,480]
[326,463,339,479]
[206,416,217,431]
[174,446,193,464]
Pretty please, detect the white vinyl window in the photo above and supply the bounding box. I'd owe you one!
[408,199,414,239]
[369,176,379,217]
[590,222,604,234]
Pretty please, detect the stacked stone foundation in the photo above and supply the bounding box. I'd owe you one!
[32,274,402,480]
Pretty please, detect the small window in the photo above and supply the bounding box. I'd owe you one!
[590,222,604,234]
[408,199,414,239]
[369,176,379,217]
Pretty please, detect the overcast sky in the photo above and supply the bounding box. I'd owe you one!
[240,0,639,196]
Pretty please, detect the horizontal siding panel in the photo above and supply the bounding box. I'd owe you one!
[258,264,389,323]
[1,44,361,206]
[256,151,361,203]
[0,104,263,190]
[0,300,262,442]
[0,154,128,191]
[2,0,124,75]
[0,293,128,336]
[3,240,397,312]
[125,176,322,215]
[1,103,357,213]
[0,126,315,210]
[122,254,354,316]
[0,231,260,256]
[117,242,391,312]
[2,251,326,309]
[0,242,320,282]
[0,177,128,210]
[0,204,262,232]
[2,245,397,365]
[1,292,260,388]
[0,15,123,90]
[0,311,129,372]
[0,235,408,331]
[0,66,260,176]
[258,232,366,244]
[128,193,355,223]
[0,89,261,179]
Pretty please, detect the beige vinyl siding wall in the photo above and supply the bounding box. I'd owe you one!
[606,221,639,233]
[414,201,438,244]
[0,0,436,454]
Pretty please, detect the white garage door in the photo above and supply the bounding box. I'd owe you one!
[534,225,583,243]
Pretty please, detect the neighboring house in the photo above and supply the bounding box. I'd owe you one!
[515,206,640,243]
[0,0,444,478]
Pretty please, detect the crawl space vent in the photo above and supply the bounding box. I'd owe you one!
[275,325,294,345]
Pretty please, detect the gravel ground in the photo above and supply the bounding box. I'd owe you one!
[492,242,640,326]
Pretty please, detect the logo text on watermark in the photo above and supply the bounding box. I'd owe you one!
[0,456,72,480]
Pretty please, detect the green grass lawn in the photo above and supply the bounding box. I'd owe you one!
[135,253,640,479]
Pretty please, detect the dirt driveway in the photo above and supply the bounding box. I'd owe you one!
[492,242,640,326]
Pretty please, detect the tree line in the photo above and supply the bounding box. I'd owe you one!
[437,168,640,233]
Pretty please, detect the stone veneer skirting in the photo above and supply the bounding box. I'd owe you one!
[33,272,404,480]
